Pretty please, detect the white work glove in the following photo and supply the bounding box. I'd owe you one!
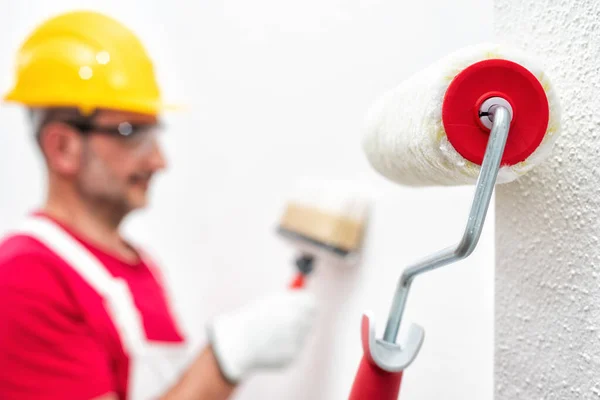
[207,290,317,384]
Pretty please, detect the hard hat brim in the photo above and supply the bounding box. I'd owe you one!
[2,89,186,116]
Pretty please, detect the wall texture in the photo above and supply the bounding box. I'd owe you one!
[495,0,600,398]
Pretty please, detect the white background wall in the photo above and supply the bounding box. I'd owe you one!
[0,1,494,399]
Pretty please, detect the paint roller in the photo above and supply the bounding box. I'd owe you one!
[348,43,561,399]
[276,181,370,289]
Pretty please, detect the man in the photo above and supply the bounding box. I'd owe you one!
[0,10,317,400]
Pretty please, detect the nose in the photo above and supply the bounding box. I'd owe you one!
[148,136,168,171]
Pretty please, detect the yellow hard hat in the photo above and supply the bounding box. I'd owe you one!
[3,10,173,115]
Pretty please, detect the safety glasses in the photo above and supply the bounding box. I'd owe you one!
[63,119,164,155]
[64,120,163,138]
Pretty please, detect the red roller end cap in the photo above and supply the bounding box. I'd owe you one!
[441,59,550,166]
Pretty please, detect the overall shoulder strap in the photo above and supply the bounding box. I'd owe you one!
[14,216,147,356]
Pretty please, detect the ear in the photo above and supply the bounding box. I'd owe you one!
[39,122,84,175]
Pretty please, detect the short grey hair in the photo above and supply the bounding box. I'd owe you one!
[28,107,97,139]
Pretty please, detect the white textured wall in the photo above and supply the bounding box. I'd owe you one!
[1,1,494,399]
[495,0,600,398]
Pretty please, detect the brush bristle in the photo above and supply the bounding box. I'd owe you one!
[278,180,371,253]
[286,180,371,223]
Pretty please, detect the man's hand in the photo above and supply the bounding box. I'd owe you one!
[207,290,318,384]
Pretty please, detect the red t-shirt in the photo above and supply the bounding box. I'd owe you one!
[0,214,184,399]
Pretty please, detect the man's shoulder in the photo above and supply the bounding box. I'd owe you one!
[0,233,68,290]
[0,232,56,263]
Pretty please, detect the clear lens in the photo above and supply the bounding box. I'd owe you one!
[119,124,163,156]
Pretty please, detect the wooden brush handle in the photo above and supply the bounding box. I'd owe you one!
[288,254,314,289]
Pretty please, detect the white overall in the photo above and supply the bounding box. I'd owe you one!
[14,216,198,400]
